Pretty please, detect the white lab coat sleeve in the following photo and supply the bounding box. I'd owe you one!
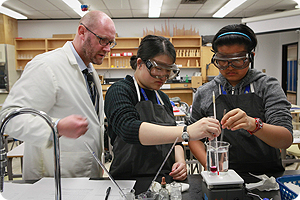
[0,57,57,148]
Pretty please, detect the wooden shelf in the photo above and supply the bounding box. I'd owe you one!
[15,38,73,70]
[171,36,202,46]
[109,37,140,68]
[13,36,220,82]
[173,45,201,48]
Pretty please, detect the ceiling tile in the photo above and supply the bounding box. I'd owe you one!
[131,9,148,18]
[63,10,83,18]
[160,9,177,18]
[103,0,130,9]
[82,0,108,10]
[46,0,71,10]
[2,0,35,15]
[162,0,181,9]
[129,0,148,10]
[174,9,198,17]
[23,10,50,19]
[42,10,71,18]
[1,0,300,19]
[110,9,132,18]
[178,4,203,9]
[19,0,59,11]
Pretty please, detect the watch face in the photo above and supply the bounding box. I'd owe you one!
[182,132,189,142]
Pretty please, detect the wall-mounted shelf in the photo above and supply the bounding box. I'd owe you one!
[15,38,73,70]
[14,36,217,82]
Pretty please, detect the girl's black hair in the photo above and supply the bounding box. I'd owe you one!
[130,35,176,70]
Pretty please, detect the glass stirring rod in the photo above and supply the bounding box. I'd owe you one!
[212,91,219,175]
[84,141,128,199]
[147,137,179,192]
[212,91,217,143]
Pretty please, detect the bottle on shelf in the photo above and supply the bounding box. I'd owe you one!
[159,177,169,200]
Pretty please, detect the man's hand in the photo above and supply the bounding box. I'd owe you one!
[56,115,88,138]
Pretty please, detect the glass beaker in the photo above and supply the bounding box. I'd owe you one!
[119,188,135,200]
[170,182,182,200]
[206,141,230,175]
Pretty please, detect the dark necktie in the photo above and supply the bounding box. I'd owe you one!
[82,69,99,114]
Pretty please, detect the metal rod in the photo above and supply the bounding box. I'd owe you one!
[0,108,62,200]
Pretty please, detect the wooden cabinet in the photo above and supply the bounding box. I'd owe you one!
[0,14,18,45]
[15,38,46,70]
[201,46,219,82]
[15,38,73,70]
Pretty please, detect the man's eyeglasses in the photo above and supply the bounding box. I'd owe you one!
[212,52,251,70]
[80,23,116,49]
[143,59,180,80]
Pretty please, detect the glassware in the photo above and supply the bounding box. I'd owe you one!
[120,188,135,200]
[206,141,230,175]
[169,182,182,200]
[137,191,160,200]
[159,177,169,200]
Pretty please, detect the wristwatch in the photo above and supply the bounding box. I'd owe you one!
[247,118,263,135]
[182,125,190,142]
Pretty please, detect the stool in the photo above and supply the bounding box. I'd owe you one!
[7,142,24,180]
[183,142,202,174]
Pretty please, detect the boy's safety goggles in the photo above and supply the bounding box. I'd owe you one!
[212,52,251,70]
[143,59,180,80]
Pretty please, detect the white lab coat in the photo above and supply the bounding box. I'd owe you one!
[0,42,104,180]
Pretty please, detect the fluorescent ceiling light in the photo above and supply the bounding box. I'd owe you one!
[61,0,86,17]
[148,0,163,18]
[213,0,247,18]
[0,6,27,19]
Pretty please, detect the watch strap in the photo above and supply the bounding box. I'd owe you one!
[182,125,189,142]
[183,125,187,133]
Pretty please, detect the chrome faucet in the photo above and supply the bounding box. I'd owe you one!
[0,108,62,200]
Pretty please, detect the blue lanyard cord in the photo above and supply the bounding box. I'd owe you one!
[140,88,161,105]
[220,84,250,95]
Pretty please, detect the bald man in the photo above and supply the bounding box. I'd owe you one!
[0,11,116,180]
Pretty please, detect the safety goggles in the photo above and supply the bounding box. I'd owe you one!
[143,59,180,80]
[212,52,251,70]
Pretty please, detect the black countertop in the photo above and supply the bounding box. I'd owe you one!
[12,170,300,200]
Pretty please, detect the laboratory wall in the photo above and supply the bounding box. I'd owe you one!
[247,14,300,105]
[254,31,299,83]
[17,18,241,38]
[17,18,241,79]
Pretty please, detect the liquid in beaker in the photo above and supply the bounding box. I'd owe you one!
[206,141,230,175]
